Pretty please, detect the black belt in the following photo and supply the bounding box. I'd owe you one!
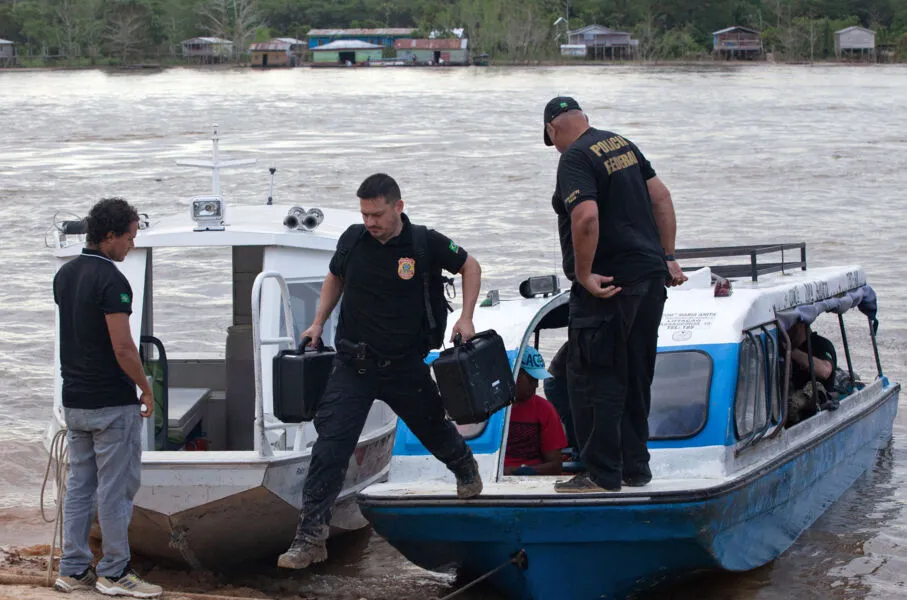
[337,340,412,373]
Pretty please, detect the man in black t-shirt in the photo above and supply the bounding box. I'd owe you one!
[543,96,686,493]
[52,198,162,598]
[278,173,484,570]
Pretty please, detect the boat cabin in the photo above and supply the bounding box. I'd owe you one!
[47,129,390,457]
[385,243,886,485]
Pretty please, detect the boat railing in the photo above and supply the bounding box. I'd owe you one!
[251,271,301,457]
[676,243,806,282]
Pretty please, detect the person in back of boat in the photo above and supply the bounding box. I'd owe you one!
[504,347,569,475]
[543,96,687,493]
[52,198,163,598]
[542,341,578,453]
[785,321,838,426]
[278,173,484,570]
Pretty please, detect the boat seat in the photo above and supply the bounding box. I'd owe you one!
[167,387,211,445]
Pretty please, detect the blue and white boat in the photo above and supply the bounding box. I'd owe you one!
[357,245,900,600]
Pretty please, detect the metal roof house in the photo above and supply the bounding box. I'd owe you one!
[394,38,469,65]
[835,26,876,59]
[565,25,637,59]
[249,38,305,67]
[310,40,383,66]
[0,39,15,66]
[182,37,234,63]
[306,28,414,50]
[712,26,763,59]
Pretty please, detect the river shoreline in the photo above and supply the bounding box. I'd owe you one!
[0,58,897,74]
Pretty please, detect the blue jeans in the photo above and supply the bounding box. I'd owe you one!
[60,405,142,578]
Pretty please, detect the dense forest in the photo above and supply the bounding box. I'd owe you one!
[1,0,906,64]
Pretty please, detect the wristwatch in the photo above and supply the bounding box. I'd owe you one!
[664,254,676,262]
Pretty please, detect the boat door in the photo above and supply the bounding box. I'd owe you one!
[387,291,569,484]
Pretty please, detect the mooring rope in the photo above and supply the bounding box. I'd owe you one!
[435,549,528,600]
[39,427,69,587]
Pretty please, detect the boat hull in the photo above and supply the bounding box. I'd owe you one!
[102,425,396,568]
[360,386,899,600]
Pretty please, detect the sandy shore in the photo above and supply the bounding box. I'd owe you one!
[0,509,449,600]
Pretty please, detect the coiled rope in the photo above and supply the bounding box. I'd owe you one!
[39,427,69,587]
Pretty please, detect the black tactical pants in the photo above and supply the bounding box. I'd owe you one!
[566,278,667,489]
[296,355,472,542]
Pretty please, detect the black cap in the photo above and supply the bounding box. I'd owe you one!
[543,96,582,146]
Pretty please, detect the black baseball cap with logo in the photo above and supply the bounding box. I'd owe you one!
[543,96,582,146]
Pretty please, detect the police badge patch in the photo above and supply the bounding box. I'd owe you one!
[398,257,415,280]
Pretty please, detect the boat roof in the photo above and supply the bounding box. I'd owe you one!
[457,264,869,352]
[659,265,867,346]
[53,203,361,257]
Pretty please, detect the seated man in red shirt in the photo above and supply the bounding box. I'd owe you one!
[504,347,568,476]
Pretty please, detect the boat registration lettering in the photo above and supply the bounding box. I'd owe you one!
[661,312,716,330]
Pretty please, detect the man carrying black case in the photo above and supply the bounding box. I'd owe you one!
[277,173,484,570]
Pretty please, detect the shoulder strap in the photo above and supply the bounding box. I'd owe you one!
[333,224,367,277]
[410,224,436,330]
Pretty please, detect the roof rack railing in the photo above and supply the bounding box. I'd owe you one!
[675,243,806,282]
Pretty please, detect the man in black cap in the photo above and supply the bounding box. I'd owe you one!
[543,96,686,493]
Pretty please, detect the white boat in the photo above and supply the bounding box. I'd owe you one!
[44,128,397,568]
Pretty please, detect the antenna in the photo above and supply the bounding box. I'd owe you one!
[176,124,257,196]
[267,167,277,205]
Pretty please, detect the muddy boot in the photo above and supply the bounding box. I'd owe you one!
[454,457,483,499]
[277,537,328,570]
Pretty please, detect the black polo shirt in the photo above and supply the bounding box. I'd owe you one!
[552,127,668,324]
[329,214,467,357]
[53,248,138,409]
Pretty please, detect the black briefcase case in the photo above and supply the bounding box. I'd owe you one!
[273,337,335,423]
[432,330,516,425]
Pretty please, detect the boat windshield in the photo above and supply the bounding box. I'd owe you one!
[279,279,340,346]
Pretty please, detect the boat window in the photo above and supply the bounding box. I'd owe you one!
[734,327,786,441]
[279,280,339,346]
[649,351,712,439]
[766,332,781,424]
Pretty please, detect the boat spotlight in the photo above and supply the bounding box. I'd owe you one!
[190,195,225,231]
[283,206,324,232]
[519,275,560,298]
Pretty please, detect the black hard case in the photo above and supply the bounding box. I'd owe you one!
[272,339,335,423]
[431,330,516,424]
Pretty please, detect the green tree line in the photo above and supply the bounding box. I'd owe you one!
[1,0,906,64]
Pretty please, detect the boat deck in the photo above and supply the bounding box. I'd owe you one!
[362,475,723,500]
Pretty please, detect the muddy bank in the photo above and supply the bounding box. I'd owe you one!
[0,527,463,600]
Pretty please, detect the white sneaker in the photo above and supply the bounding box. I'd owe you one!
[95,570,163,598]
[53,566,97,593]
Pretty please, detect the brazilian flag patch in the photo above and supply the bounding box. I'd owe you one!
[120,293,130,303]
[449,241,459,253]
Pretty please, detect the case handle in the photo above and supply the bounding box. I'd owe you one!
[298,336,326,353]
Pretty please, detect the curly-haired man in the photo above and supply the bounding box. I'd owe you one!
[52,198,162,598]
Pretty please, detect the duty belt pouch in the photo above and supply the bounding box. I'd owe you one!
[431,329,516,424]
[273,337,336,423]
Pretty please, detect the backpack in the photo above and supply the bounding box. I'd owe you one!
[333,223,454,354]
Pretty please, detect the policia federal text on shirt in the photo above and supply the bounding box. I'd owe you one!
[277,173,484,571]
